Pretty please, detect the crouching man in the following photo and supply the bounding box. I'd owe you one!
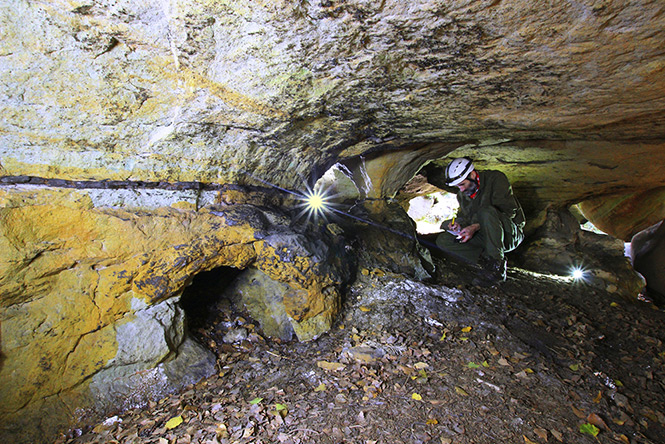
[436,157,525,285]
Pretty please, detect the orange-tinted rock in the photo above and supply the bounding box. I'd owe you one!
[579,188,665,241]
[0,187,349,441]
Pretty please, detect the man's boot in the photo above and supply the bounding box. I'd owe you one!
[473,256,507,287]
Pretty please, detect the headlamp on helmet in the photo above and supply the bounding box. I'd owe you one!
[445,157,474,186]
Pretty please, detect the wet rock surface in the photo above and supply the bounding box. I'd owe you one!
[59,257,665,444]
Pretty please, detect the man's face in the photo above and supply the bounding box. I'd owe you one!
[456,172,478,196]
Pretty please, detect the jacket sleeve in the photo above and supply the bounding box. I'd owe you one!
[491,172,519,220]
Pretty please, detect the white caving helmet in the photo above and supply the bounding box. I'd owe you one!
[445,157,475,186]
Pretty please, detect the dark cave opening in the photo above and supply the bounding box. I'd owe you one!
[179,266,246,344]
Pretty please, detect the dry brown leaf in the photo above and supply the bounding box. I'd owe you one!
[587,412,609,430]
[571,404,586,419]
[593,390,602,403]
[550,428,563,442]
[242,424,255,438]
[523,435,538,444]
[534,427,548,441]
[617,434,630,444]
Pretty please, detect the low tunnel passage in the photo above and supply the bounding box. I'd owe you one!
[179,266,249,350]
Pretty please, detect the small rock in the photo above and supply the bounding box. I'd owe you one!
[223,328,248,343]
[102,416,122,426]
[345,345,385,364]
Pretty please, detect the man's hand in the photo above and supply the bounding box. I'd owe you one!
[448,221,461,231]
[458,223,480,243]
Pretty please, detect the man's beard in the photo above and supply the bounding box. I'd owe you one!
[462,180,478,197]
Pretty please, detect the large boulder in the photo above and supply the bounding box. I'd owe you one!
[631,220,665,303]
[513,208,645,298]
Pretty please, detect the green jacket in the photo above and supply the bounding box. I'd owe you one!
[456,170,525,231]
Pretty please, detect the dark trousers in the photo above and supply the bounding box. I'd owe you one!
[435,206,523,264]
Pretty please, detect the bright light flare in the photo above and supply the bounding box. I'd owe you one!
[297,187,334,221]
[571,266,585,280]
[306,190,326,213]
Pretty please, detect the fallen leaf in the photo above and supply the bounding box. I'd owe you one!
[569,363,580,371]
[314,383,327,392]
[461,326,472,333]
[359,306,371,312]
[243,424,255,438]
[440,332,447,341]
[426,418,438,425]
[467,362,481,369]
[454,386,469,396]
[498,358,510,366]
[617,434,630,444]
[414,362,429,369]
[165,416,183,430]
[249,397,263,405]
[216,424,229,439]
[593,391,602,403]
[534,427,548,441]
[412,393,423,401]
[579,423,599,437]
[587,413,608,430]
[523,435,538,444]
[550,428,563,442]
[482,361,490,368]
[317,360,346,371]
[571,405,586,419]
[274,403,288,418]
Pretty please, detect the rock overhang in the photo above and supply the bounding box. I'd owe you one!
[2,0,665,441]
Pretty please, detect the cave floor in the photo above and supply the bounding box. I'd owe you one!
[61,258,665,444]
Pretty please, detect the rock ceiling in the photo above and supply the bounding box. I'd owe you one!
[1,0,664,237]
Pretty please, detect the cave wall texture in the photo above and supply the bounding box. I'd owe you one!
[2,0,665,441]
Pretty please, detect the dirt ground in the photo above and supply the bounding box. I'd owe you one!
[60,257,665,444]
